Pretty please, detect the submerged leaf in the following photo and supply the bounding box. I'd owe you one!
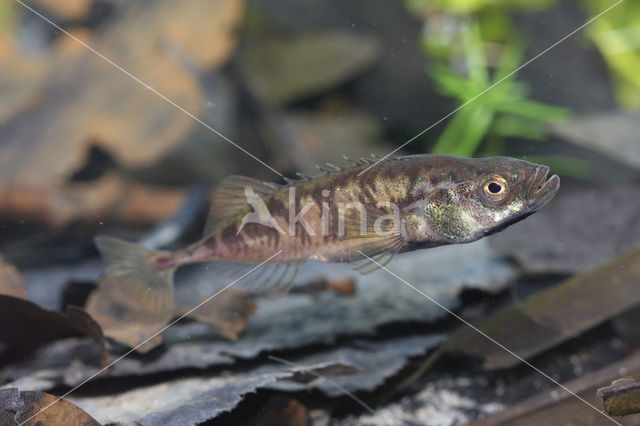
[5,242,510,392]
[0,388,99,426]
[598,376,640,417]
[31,0,92,20]
[549,111,640,171]
[0,256,26,299]
[238,32,380,105]
[490,185,640,274]
[85,274,168,353]
[67,335,443,424]
[439,247,640,370]
[87,275,258,352]
[0,0,244,187]
[0,296,107,366]
[472,352,640,425]
[176,289,257,341]
[0,174,188,228]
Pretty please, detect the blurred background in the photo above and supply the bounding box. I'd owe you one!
[0,0,639,425]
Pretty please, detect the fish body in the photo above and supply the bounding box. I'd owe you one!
[96,155,560,320]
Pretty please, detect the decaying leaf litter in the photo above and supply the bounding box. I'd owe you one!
[1,0,640,425]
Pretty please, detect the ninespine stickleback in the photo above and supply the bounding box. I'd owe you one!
[96,154,559,320]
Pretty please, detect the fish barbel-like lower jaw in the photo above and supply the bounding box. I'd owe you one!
[527,166,560,211]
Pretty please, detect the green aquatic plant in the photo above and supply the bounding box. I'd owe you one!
[521,155,591,180]
[0,1,17,33]
[405,0,556,16]
[581,0,640,109]
[429,22,570,158]
[407,0,557,58]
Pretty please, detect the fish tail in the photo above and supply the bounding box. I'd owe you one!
[94,236,175,320]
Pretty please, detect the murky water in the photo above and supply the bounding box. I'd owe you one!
[0,1,639,425]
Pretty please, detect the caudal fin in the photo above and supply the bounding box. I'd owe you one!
[94,236,175,321]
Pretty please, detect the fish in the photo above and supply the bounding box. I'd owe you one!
[95,154,560,319]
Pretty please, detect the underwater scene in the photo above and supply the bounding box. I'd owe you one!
[0,0,639,425]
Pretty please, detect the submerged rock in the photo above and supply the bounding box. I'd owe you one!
[550,112,640,171]
[490,185,640,274]
[238,31,381,105]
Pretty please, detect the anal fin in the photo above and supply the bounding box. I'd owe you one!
[198,259,301,298]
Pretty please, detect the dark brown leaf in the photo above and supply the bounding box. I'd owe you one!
[0,175,186,227]
[87,277,257,352]
[0,174,188,228]
[85,274,167,353]
[470,353,640,425]
[0,0,244,187]
[288,276,356,299]
[598,375,640,417]
[440,247,640,370]
[0,388,99,426]
[178,288,257,341]
[31,0,93,20]
[252,396,309,426]
[0,256,27,299]
[0,295,107,366]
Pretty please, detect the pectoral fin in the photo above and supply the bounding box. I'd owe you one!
[350,234,405,274]
[339,203,406,273]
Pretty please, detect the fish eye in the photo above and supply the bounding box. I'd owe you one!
[482,175,508,198]
[487,182,503,194]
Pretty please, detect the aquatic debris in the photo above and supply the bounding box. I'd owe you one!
[598,376,640,417]
[0,295,107,367]
[491,185,640,274]
[0,174,187,228]
[66,335,444,424]
[471,352,640,425]
[430,247,640,370]
[238,32,381,105]
[0,256,26,299]
[0,387,99,426]
[0,0,245,187]
[550,111,640,171]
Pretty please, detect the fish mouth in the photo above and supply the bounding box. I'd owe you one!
[527,165,560,210]
[478,165,560,238]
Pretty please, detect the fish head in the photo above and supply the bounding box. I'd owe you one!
[406,156,560,245]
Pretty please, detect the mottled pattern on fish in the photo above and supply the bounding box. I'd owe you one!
[205,158,415,263]
[160,155,558,265]
[95,154,560,321]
